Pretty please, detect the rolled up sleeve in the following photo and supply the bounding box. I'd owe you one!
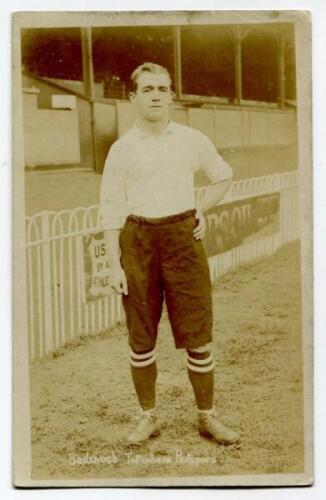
[100,143,127,230]
[197,134,233,184]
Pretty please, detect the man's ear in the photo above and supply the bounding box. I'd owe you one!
[129,91,136,103]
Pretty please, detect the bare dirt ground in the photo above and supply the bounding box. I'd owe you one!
[30,242,303,481]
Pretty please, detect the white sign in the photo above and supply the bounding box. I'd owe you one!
[81,233,112,302]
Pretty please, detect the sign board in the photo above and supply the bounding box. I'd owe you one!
[81,232,112,303]
[203,193,280,257]
[81,193,280,302]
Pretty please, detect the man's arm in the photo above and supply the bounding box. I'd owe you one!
[193,134,233,240]
[193,178,232,241]
[103,229,128,295]
[196,177,232,214]
[100,143,128,294]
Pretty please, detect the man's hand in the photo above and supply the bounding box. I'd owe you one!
[110,264,128,295]
[193,209,206,240]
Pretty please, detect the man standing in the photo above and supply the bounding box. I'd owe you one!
[100,62,240,446]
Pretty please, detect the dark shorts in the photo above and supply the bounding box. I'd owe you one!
[119,209,213,352]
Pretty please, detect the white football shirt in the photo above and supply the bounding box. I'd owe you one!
[100,121,232,230]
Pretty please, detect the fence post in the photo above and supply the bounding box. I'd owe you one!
[41,211,54,354]
[279,181,287,246]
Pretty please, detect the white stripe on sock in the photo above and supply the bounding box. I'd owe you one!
[187,360,214,373]
[129,348,155,360]
[187,354,213,366]
[189,344,211,353]
[130,355,156,368]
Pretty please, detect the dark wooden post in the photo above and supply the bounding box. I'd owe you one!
[278,34,286,109]
[173,26,182,99]
[81,27,98,172]
[234,25,243,105]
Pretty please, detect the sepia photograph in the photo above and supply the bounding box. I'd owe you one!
[12,10,313,487]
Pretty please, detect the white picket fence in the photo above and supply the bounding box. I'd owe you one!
[25,171,299,361]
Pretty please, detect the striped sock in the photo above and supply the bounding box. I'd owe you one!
[129,348,157,411]
[187,347,214,411]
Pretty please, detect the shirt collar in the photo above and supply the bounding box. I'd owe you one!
[133,120,176,139]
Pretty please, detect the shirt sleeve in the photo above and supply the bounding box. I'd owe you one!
[197,133,233,184]
[100,142,127,230]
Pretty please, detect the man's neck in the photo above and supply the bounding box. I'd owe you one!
[136,118,170,136]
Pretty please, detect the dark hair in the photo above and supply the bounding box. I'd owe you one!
[130,62,172,92]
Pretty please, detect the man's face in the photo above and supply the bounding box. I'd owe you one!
[129,71,173,122]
